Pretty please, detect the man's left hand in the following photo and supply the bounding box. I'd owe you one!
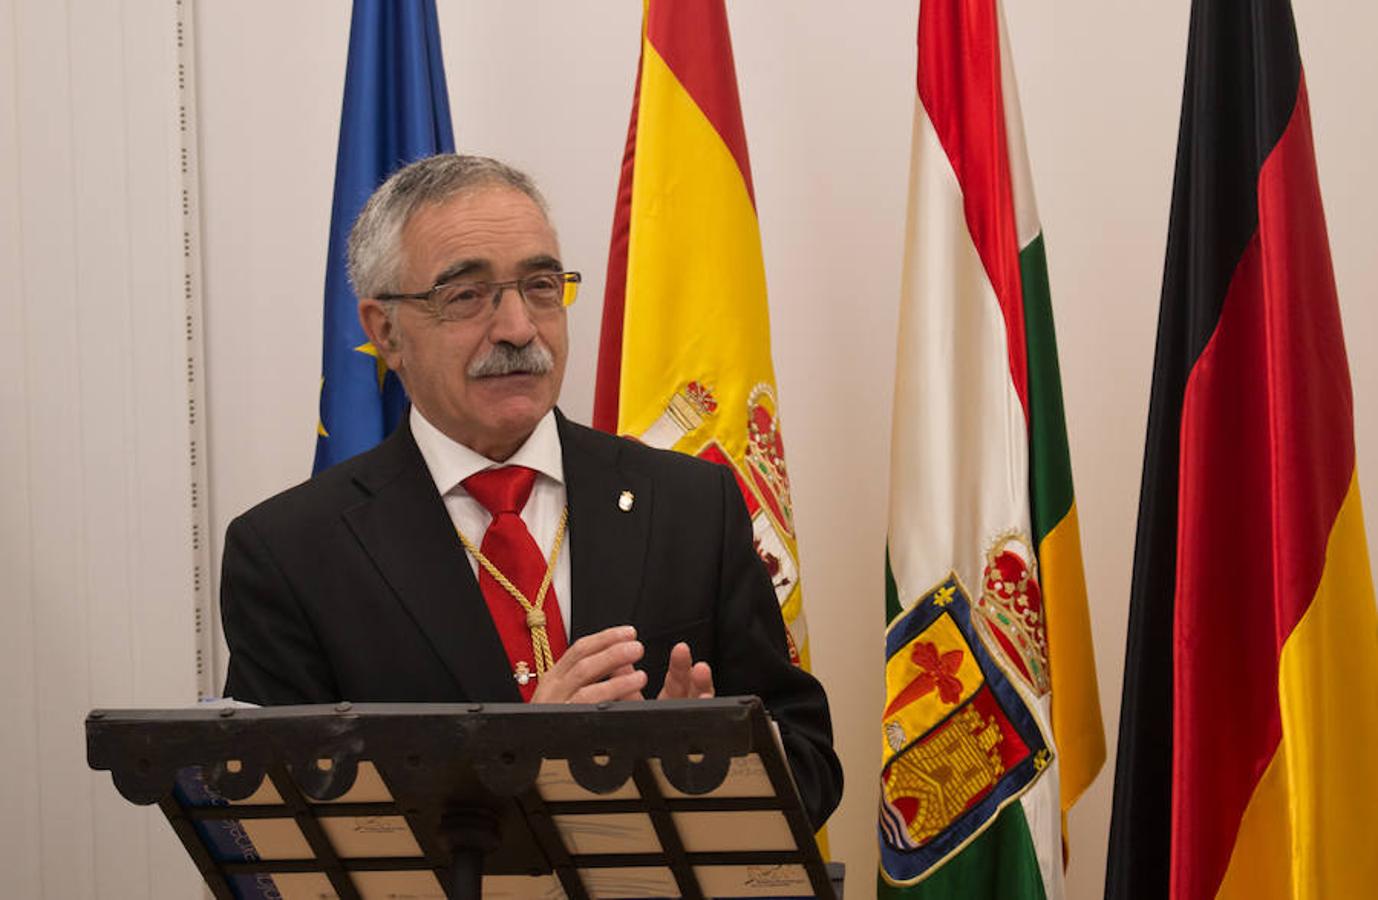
[657,642,715,700]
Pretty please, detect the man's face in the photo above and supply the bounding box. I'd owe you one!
[361,186,568,460]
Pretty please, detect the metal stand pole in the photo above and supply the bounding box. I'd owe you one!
[439,808,500,900]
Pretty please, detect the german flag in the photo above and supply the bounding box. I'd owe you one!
[1106,1,1378,897]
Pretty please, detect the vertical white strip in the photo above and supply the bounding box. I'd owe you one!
[121,0,205,888]
[0,0,202,894]
[0,0,41,895]
[17,0,97,893]
[70,0,151,895]
[178,0,217,703]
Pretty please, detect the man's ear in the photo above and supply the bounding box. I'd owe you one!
[358,299,403,369]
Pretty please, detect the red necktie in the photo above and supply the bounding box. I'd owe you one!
[461,466,568,701]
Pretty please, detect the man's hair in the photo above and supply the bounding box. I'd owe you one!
[346,154,549,299]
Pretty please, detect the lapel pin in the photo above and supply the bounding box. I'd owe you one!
[618,490,635,512]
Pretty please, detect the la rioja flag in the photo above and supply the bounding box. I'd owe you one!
[880,2,1104,898]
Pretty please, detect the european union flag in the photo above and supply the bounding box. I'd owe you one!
[313,0,455,473]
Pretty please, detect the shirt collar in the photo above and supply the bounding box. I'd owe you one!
[410,406,564,496]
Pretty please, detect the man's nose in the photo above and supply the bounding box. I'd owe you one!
[487,285,539,345]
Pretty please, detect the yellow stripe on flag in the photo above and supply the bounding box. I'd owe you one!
[1217,472,1378,898]
[1039,501,1106,813]
[618,43,775,451]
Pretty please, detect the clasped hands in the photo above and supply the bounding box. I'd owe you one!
[530,625,714,704]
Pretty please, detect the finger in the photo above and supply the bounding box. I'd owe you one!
[553,627,642,685]
[610,663,646,700]
[532,630,642,702]
[562,625,638,664]
[535,640,643,703]
[571,669,647,704]
[657,642,693,699]
[563,638,644,688]
[690,661,715,699]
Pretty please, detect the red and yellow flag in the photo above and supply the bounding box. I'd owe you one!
[594,1,812,671]
[1107,1,1378,897]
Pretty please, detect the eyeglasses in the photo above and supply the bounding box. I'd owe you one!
[377,271,581,322]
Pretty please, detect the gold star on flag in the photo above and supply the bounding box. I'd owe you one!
[354,341,388,390]
[316,376,329,437]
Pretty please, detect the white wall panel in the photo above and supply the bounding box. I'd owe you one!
[70,2,148,894]
[0,0,42,891]
[16,0,95,893]
[0,0,204,896]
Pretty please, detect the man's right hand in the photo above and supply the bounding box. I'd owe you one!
[530,625,648,703]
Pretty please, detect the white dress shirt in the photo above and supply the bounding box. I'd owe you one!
[409,406,572,640]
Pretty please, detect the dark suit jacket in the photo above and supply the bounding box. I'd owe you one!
[220,411,842,828]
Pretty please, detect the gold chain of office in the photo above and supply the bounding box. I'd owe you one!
[455,506,569,679]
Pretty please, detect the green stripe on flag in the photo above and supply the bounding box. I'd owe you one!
[877,803,1048,899]
[1021,233,1076,546]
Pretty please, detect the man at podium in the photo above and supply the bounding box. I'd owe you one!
[218,154,842,829]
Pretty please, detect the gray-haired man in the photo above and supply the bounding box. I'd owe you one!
[220,154,842,828]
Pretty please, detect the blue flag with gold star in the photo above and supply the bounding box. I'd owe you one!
[313,0,455,473]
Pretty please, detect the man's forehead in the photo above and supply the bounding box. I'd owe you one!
[409,185,552,236]
[401,186,559,280]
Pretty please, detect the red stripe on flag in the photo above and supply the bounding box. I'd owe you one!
[593,50,645,433]
[916,0,1028,413]
[645,0,756,207]
[1172,75,1354,900]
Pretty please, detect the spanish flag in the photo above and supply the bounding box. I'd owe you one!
[594,1,813,673]
[880,1,1104,896]
[1106,1,1378,898]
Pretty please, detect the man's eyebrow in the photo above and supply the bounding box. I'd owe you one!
[432,259,489,285]
[432,255,562,285]
[518,254,563,273]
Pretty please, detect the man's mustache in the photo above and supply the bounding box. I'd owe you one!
[467,341,554,378]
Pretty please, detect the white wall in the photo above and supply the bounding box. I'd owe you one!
[4,0,1373,897]
[0,0,208,896]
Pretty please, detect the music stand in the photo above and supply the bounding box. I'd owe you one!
[87,697,839,899]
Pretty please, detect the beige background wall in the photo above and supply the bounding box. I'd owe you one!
[3,1,1375,897]
[0,0,213,896]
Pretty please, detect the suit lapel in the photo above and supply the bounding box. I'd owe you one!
[559,412,653,640]
[341,422,520,702]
